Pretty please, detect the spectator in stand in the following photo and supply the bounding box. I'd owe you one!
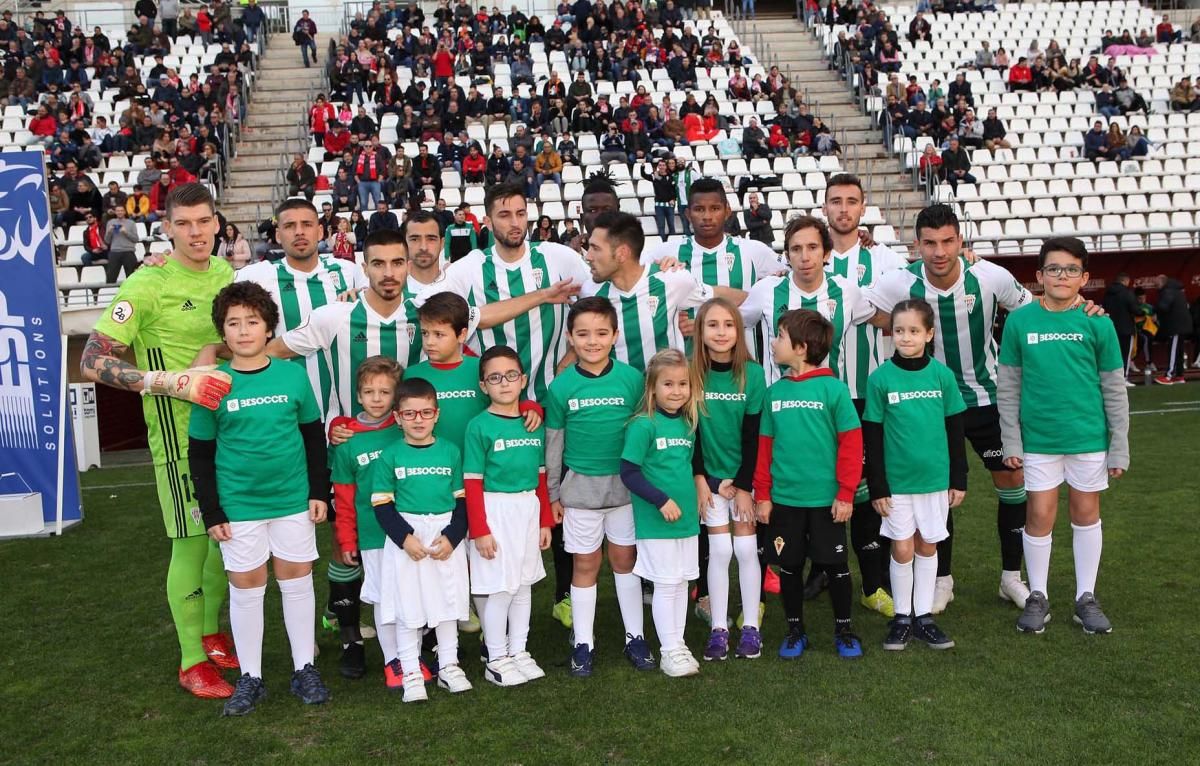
[533,141,564,194]
[103,205,140,283]
[287,154,317,200]
[310,94,335,145]
[1113,78,1148,115]
[1157,15,1182,45]
[368,200,400,235]
[742,191,773,245]
[531,215,559,244]
[1170,76,1199,112]
[1008,56,1034,91]
[1155,274,1191,384]
[940,137,976,192]
[906,11,932,45]
[486,145,510,187]
[217,223,251,269]
[1121,125,1151,159]
[948,73,975,108]
[322,121,350,161]
[908,99,935,142]
[293,10,318,68]
[28,105,58,145]
[918,144,943,185]
[504,156,535,199]
[1096,83,1121,118]
[1084,120,1114,162]
[326,217,356,262]
[994,46,1010,72]
[81,211,109,266]
[462,143,487,184]
[768,124,790,156]
[1105,123,1126,160]
[409,143,442,203]
[241,0,264,43]
[332,167,357,213]
[981,107,1012,152]
[974,41,995,70]
[741,116,770,159]
[355,141,386,210]
[877,42,901,74]
[957,108,983,149]
[599,123,627,165]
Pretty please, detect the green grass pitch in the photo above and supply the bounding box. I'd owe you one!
[2,385,1198,765]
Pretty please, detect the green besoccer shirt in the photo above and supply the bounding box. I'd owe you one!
[463,411,546,492]
[329,422,402,551]
[621,411,699,540]
[863,358,966,494]
[93,256,233,467]
[760,371,861,507]
[699,362,766,479]
[998,302,1123,454]
[405,357,486,449]
[188,359,321,522]
[372,439,463,515]
[544,361,645,476]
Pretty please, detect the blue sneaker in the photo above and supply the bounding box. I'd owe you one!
[289,663,330,705]
[623,634,656,671]
[568,643,594,677]
[778,628,808,660]
[835,629,864,659]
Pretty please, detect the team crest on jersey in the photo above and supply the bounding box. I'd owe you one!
[963,294,977,313]
[356,453,371,466]
[774,536,785,555]
[647,296,660,314]
[405,323,416,343]
[530,267,544,287]
[394,467,406,479]
[856,263,867,282]
[821,299,838,319]
[191,506,202,526]
[326,270,343,290]
[724,253,736,270]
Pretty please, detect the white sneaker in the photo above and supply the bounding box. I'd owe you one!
[660,647,699,677]
[511,651,545,681]
[1128,362,1141,373]
[437,663,473,693]
[1124,379,1137,388]
[931,575,955,615]
[401,671,427,703]
[998,573,1031,609]
[483,656,525,687]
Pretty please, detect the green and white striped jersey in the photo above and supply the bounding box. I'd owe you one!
[236,256,367,421]
[642,235,786,290]
[428,242,591,402]
[827,244,908,399]
[582,266,714,372]
[740,273,876,386]
[282,296,478,419]
[863,257,1033,408]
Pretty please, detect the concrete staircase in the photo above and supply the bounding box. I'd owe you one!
[221,33,328,234]
[749,18,928,236]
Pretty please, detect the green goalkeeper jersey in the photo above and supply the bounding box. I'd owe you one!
[92,256,234,465]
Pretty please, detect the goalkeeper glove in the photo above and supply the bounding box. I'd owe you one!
[142,367,233,410]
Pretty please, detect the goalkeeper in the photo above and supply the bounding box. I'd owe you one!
[82,184,239,699]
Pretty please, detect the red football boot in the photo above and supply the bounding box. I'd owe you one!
[202,633,240,671]
[179,661,235,699]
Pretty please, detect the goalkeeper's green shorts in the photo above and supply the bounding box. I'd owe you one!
[155,459,206,539]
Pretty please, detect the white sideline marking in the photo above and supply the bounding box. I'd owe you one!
[81,481,158,490]
[1130,405,1200,416]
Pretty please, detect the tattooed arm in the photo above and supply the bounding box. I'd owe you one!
[80,332,146,392]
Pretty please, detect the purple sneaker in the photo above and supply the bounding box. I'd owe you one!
[735,626,763,659]
[703,629,730,662]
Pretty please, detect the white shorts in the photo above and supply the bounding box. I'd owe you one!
[360,548,382,606]
[703,493,756,527]
[220,511,318,573]
[880,492,950,544]
[468,491,547,596]
[563,503,636,553]
[1024,451,1109,492]
[633,536,700,585]
[377,511,470,630]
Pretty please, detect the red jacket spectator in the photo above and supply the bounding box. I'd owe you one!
[323,126,350,155]
[684,112,719,142]
[197,10,213,33]
[169,166,197,185]
[462,151,486,176]
[1009,64,1033,85]
[29,114,57,136]
[150,180,173,213]
[433,49,454,78]
[310,101,335,134]
[768,124,789,151]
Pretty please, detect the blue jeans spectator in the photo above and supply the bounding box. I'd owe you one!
[1098,105,1121,118]
[653,203,676,239]
[300,38,317,67]
[535,172,562,193]
[357,180,382,210]
[679,205,692,236]
[742,0,755,16]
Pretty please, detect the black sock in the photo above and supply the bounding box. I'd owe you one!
[827,563,853,631]
[695,530,710,599]
[937,512,954,577]
[328,578,363,647]
[998,499,1027,571]
[421,628,437,653]
[551,524,573,601]
[757,527,770,603]
[851,501,884,595]
[779,567,805,631]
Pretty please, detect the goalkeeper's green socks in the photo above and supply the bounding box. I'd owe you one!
[167,536,211,669]
[202,537,228,635]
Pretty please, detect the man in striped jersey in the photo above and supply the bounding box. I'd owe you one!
[582,211,736,372]
[403,210,448,297]
[821,174,910,617]
[236,199,367,423]
[82,184,239,699]
[423,182,590,401]
[740,216,889,386]
[864,204,1037,613]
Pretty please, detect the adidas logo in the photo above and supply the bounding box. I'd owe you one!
[185,587,203,601]
[180,300,196,311]
[353,331,368,342]
[281,282,296,291]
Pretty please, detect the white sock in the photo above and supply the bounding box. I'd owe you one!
[229,583,266,678]
[278,573,315,671]
[508,584,532,655]
[1023,530,1053,597]
[651,581,681,653]
[1072,521,1103,600]
[913,553,938,617]
[613,571,645,640]
[673,581,689,650]
[396,627,422,676]
[890,557,914,617]
[733,534,761,628]
[706,533,733,631]
[570,584,597,649]
[482,590,513,659]
[375,617,398,663]
[435,620,459,669]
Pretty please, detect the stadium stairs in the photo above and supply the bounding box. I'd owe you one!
[752,16,927,233]
[219,32,329,234]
